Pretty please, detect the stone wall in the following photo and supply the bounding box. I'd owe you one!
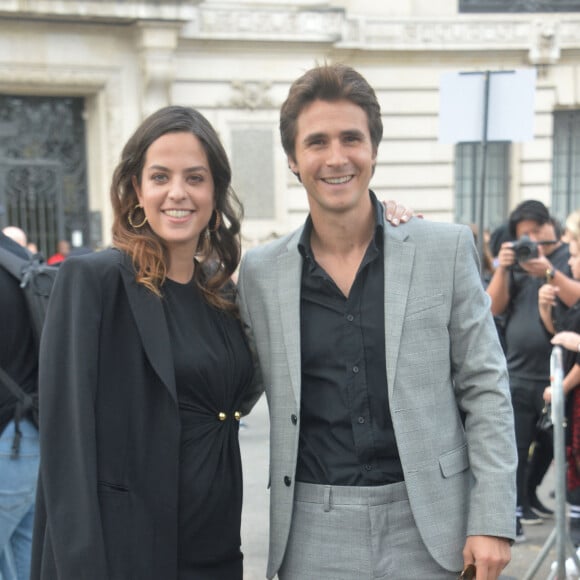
[1,1,579,245]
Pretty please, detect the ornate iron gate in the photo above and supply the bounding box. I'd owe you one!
[0,95,88,258]
[0,159,64,258]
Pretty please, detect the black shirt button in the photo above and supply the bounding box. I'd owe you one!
[346,314,354,322]
[364,464,372,471]
[291,414,298,425]
[284,476,292,486]
[353,366,359,373]
[358,416,365,424]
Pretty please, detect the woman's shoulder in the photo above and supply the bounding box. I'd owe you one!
[63,247,124,270]
[56,247,129,287]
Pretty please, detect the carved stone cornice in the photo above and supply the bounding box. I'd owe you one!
[3,1,580,59]
[0,65,110,90]
[340,18,531,49]
[339,16,572,50]
[181,5,344,42]
[182,6,580,62]
[0,0,197,24]
[336,16,576,65]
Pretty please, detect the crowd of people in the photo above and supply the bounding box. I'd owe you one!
[483,200,580,548]
[9,61,580,580]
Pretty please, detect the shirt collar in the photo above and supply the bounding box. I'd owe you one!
[298,190,384,261]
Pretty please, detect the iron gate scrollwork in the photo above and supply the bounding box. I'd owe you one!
[0,159,64,258]
[0,95,89,259]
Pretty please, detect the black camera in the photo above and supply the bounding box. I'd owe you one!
[511,235,538,263]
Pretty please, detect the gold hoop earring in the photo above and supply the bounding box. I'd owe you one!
[128,204,148,229]
[208,210,221,233]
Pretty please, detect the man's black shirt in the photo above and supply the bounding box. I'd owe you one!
[296,193,404,486]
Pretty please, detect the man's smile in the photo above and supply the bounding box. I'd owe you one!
[321,175,353,185]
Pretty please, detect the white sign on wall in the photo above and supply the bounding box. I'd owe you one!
[439,68,537,144]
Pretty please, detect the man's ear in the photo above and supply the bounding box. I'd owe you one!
[288,157,301,182]
[288,156,298,174]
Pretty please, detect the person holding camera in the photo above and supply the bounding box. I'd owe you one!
[487,200,576,542]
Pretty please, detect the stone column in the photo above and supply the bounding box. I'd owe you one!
[135,21,181,117]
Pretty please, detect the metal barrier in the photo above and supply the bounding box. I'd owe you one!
[523,346,580,579]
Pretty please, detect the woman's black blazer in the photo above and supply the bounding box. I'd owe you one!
[30,248,252,579]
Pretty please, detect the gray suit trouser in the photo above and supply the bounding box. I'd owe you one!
[278,481,458,580]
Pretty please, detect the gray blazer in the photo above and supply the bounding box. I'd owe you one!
[238,218,517,579]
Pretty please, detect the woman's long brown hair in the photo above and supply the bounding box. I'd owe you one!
[110,106,243,312]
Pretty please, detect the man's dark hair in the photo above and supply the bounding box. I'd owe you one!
[279,63,383,162]
[508,200,551,238]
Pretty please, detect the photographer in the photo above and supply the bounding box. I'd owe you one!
[487,200,577,542]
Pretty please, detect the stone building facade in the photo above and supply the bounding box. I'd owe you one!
[1,0,580,252]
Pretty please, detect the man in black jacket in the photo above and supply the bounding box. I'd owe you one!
[0,231,39,580]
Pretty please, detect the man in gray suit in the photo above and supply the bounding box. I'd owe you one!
[238,64,517,580]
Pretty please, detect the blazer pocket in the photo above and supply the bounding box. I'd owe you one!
[405,293,445,320]
[98,480,132,577]
[97,480,129,494]
[439,443,469,478]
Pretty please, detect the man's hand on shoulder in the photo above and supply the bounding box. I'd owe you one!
[463,535,511,580]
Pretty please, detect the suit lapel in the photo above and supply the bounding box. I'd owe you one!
[118,255,177,403]
[277,231,303,405]
[384,227,415,397]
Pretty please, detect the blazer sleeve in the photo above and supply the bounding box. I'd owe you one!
[237,253,265,417]
[450,227,517,538]
[37,256,109,578]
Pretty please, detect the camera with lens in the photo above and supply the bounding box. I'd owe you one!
[511,235,538,263]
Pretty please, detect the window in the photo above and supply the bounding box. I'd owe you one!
[459,0,580,12]
[454,142,510,230]
[552,110,580,221]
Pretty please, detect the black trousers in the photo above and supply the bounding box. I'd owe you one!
[510,377,553,508]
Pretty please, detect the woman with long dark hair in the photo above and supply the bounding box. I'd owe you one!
[31,106,262,579]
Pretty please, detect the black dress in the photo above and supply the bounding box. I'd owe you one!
[162,277,253,580]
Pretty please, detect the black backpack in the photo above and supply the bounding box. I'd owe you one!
[0,247,58,455]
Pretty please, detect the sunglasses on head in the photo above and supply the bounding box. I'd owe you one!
[459,564,476,580]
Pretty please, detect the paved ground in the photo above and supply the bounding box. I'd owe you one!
[240,394,270,580]
[503,471,563,580]
[240,395,569,579]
